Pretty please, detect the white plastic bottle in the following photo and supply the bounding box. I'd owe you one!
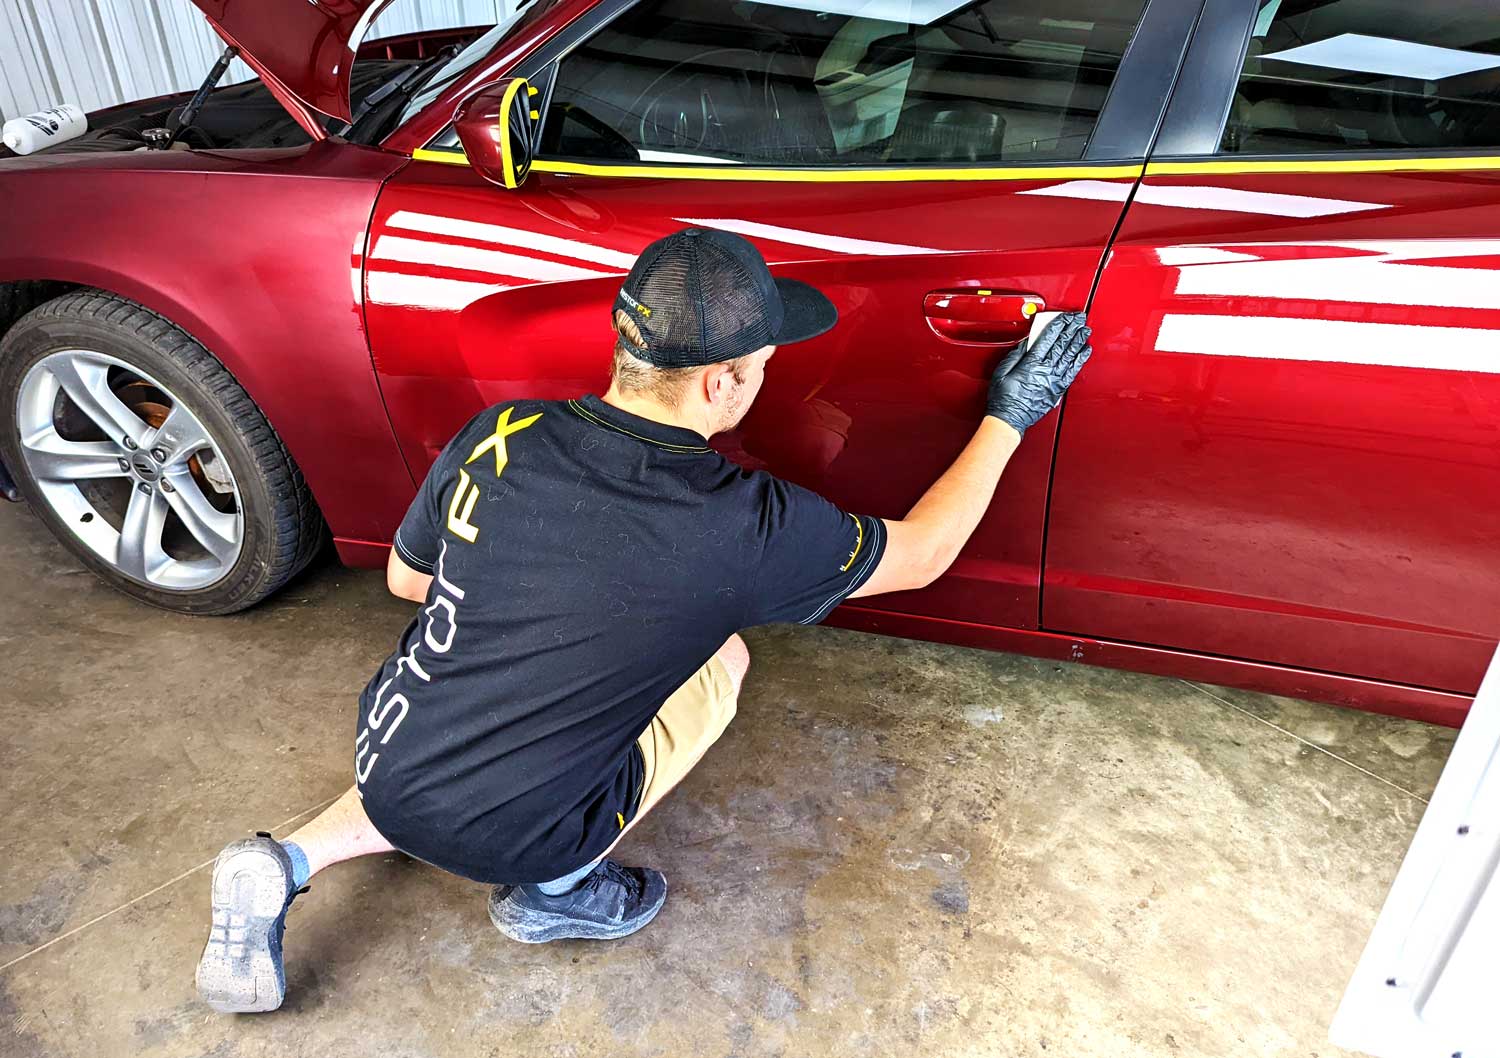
[2,104,87,155]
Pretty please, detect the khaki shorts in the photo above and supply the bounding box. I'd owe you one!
[608,654,738,850]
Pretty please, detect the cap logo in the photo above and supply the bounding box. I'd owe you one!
[618,289,652,319]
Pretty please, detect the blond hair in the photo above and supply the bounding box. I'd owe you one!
[609,309,748,409]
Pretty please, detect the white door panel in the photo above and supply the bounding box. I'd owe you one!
[1332,644,1500,1058]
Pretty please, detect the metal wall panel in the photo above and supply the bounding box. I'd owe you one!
[0,0,510,122]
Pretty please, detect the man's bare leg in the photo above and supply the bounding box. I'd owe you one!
[197,787,394,1013]
[284,785,397,879]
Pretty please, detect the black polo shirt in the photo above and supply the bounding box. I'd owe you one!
[355,395,885,884]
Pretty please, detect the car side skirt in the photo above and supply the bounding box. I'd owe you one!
[827,605,1472,729]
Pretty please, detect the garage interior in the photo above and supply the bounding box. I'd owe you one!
[0,500,1455,1057]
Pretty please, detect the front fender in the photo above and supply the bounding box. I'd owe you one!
[0,141,415,544]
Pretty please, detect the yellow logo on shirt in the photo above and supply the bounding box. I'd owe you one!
[448,468,480,543]
[446,407,542,543]
[467,406,543,476]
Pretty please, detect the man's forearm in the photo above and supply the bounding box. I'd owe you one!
[853,315,1090,600]
[902,416,1021,579]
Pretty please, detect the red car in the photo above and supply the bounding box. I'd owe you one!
[1,0,1496,726]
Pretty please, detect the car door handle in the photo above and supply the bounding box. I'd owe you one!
[923,289,1044,345]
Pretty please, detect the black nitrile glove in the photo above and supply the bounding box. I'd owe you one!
[986,312,1092,436]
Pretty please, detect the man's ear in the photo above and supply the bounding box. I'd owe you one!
[702,362,732,406]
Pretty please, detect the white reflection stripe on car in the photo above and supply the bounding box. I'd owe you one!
[672,217,947,256]
[366,272,510,311]
[351,231,367,306]
[385,211,637,269]
[1017,179,1131,204]
[1289,239,1500,260]
[1157,314,1499,374]
[636,150,741,165]
[1172,256,1500,310]
[1021,179,1389,217]
[371,235,615,283]
[1136,183,1389,216]
[1156,247,1260,266]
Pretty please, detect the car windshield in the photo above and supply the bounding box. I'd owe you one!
[392,5,536,128]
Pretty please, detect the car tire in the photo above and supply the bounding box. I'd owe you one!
[0,290,324,614]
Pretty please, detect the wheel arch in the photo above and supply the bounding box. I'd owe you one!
[0,260,414,550]
[1,270,236,377]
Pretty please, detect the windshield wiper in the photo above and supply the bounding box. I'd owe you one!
[345,44,463,140]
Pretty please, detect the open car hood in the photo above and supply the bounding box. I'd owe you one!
[189,0,397,137]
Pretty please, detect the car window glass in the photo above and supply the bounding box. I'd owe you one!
[539,0,1150,167]
[1222,0,1500,154]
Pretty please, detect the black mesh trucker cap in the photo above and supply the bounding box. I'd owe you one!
[612,228,837,367]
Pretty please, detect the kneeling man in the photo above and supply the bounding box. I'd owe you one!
[197,227,1091,1012]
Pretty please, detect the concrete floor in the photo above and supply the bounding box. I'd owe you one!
[0,500,1458,1058]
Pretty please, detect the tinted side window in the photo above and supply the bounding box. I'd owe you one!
[1222,0,1500,154]
[541,0,1149,167]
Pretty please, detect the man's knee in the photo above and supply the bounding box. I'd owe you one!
[716,634,750,698]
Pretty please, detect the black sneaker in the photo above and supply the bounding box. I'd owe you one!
[195,833,300,1013]
[488,860,667,944]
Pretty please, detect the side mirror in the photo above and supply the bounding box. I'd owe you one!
[454,77,539,189]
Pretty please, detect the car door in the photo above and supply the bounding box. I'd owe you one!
[363,0,1193,633]
[1043,0,1500,711]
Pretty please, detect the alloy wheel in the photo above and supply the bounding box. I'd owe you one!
[14,349,244,590]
